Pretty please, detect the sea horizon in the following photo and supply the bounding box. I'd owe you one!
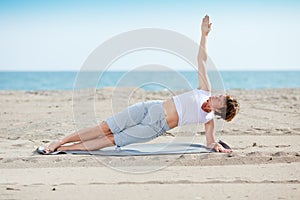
[0,70,299,91]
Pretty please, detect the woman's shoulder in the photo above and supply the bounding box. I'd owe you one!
[195,88,211,96]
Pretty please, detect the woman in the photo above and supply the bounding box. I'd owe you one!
[40,15,239,154]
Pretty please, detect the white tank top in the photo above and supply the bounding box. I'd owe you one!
[172,89,213,126]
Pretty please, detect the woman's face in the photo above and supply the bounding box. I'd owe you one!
[208,95,226,110]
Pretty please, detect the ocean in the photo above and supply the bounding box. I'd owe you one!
[0,71,299,91]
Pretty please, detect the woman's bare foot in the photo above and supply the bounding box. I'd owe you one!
[44,140,63,153]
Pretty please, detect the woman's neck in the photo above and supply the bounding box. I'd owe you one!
[201,102,212,113]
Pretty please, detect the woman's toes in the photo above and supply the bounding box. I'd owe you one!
[43,147,51,154]
[46,141,61,152]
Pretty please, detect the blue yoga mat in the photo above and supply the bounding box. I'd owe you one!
[36,142,213,156]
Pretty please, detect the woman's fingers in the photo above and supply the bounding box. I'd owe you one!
[215,144,232,153]
[209,143,232,153]
[203,15,209,22]
[220,148,232,153]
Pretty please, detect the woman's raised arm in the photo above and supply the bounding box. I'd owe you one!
[197,15,212,92]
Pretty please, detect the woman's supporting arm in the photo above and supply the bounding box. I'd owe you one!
[205,119,232,153]
[204,119,216,146]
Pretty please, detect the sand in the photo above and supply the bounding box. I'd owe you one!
[0,88,300,199]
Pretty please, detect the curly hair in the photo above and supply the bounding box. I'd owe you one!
[214,95,240,122]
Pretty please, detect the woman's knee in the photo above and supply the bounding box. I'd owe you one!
[105,133,116,145]
[99,121,112,134]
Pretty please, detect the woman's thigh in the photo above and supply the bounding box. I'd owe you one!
[113,124,159,147]
[106,102,146,134]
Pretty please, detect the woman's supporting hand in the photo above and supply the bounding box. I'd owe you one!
[207,142,232,153]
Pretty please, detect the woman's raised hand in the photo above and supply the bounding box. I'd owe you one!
[201,15,212,36]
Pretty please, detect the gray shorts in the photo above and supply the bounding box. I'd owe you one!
[106,100,171,147]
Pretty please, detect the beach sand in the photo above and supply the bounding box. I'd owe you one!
[0,88,300,199]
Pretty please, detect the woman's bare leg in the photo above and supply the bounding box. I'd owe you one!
[46,121,113,152]
[57,134,115,151]
[61,121,111,143]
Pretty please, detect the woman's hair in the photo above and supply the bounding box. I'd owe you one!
[215,95,240,122]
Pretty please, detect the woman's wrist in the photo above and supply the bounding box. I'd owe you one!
[201,32,209,37]
[206,142,217,149]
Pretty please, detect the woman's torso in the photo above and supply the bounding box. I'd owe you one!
[162,98,179,129]
[162,89,213,128]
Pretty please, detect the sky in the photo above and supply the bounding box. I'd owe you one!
[0,0,299,71]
